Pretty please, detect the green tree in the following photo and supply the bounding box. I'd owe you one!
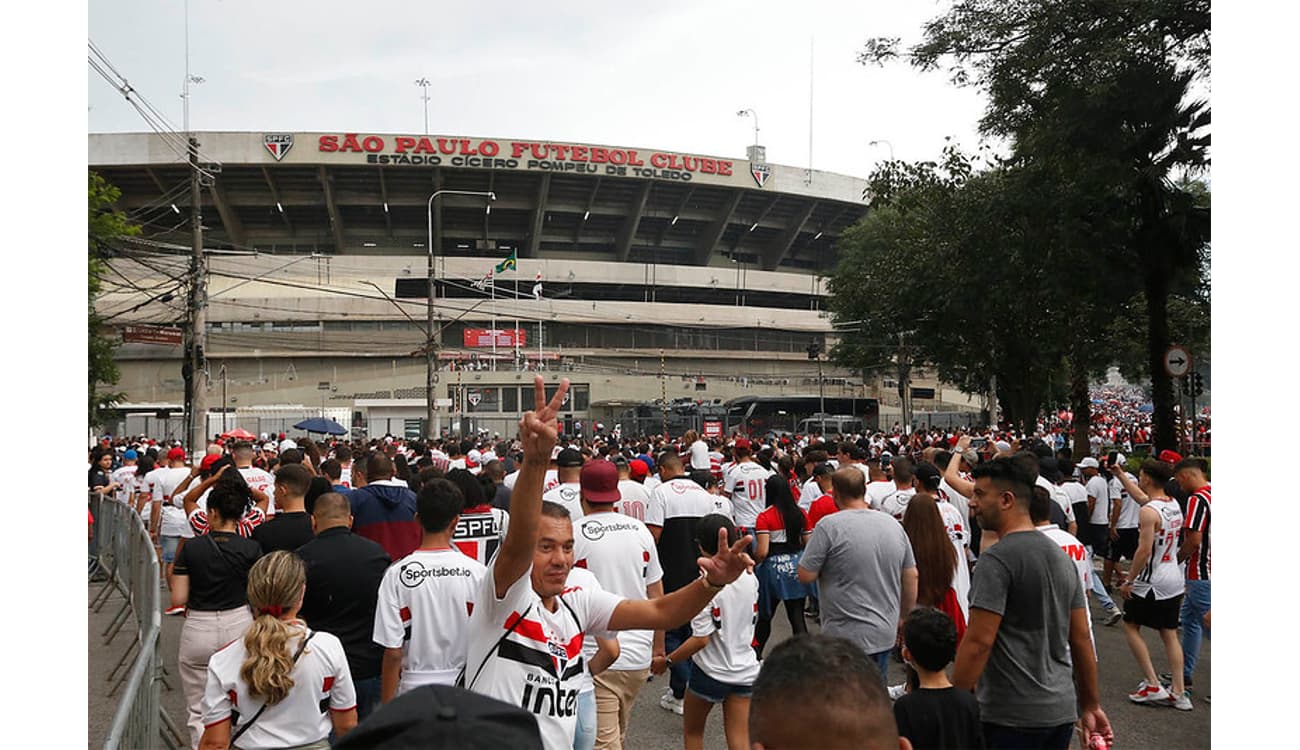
[89,172,139,426]
[860,0,1210,450]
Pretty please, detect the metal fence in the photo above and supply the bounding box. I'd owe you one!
[90,493,185,750]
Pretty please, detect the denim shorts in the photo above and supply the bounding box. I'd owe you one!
[160,535,180,564]
[687,668,752,704]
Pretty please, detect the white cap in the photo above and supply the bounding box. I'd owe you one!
[994,440,1012,452]
[1079,457,1100,469]
[279,438,298,451]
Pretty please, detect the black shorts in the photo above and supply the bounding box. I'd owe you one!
[1088,524,1111,557]
[1107,528,1139,562]
[1123,591,1183,630]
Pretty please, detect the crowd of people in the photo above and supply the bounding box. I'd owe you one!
[89,382,1211,750]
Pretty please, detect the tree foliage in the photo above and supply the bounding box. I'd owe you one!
[89,171,140,426]
[846,0,1210,449]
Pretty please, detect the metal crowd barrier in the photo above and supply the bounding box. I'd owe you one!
[90,493,185,750]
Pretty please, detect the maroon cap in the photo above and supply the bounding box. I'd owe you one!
[580,460,621,504]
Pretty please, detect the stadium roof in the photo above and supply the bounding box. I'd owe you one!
[90,131,870,273]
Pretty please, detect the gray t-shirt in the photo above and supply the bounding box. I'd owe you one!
[799,508,915,655]
[969,529,1086,728]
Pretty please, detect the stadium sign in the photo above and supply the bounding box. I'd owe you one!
[313,133,741,185]
[463,328,527,348]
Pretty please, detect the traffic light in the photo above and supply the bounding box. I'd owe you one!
[1191,372,1204,397]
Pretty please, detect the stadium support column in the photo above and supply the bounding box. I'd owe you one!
[660,349,667,439]
[188,135,208,454]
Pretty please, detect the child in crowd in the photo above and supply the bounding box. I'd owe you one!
[893,607,984,750]
[654,514,759,750]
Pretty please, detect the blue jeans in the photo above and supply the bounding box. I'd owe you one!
[869,649,890,685]
[1085,546,1117,611]
[665,623,695,699]
[1180,579,1211,680]
[573,689,597,750]
[354,676,383,723]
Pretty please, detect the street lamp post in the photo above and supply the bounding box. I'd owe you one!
[737,109,759,147]
[426,190,496,439]
[869,139,895,161]
[415,78,431,135]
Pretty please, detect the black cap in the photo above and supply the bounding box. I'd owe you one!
[556,447,584,468]
[913,461,942,490]
[335,685,543,750]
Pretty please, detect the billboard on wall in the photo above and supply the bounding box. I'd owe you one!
[463,328,526,348]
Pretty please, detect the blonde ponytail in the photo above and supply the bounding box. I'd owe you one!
[241,551,307,705]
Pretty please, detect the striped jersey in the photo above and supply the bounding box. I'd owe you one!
[1132,498,1184,600]
[1184,485,1211,581]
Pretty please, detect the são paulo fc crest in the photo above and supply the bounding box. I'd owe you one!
[263,133,294,161]
[750,162,772,188]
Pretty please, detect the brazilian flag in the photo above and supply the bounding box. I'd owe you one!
[494,251,518,274]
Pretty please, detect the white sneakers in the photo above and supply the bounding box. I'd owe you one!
[1129,680,1193,711]
[659,689,684,715]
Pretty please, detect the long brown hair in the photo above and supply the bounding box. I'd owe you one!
[901,493,957,608]
[241,551,307,705]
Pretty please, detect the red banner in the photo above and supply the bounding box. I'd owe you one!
[122,325,183,346]
[463,328,526,348]
[703,421,723,438]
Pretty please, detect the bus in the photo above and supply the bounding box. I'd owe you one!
[724,396,880,437]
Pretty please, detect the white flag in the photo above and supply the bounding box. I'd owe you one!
[532,270,543,300]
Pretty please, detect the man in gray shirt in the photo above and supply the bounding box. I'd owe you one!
[798,467,917,680]
[954,455,1113,750]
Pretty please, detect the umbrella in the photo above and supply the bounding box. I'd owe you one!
[293,417,348,435]
[221,427,257,440]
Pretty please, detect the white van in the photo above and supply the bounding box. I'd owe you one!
[796,415,864,436]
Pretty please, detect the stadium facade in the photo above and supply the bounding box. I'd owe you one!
[90,131,979,440]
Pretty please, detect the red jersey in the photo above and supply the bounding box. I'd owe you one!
[1184,484,1210,581]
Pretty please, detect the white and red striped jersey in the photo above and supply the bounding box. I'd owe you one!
[201,626,355,748]
[1133,498,1184,600]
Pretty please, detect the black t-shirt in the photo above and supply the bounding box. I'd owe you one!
[252,511,315,554]
[893,686,985,750]
[89,467,111,491]
[174,531,262,611]
[296,527,391,680]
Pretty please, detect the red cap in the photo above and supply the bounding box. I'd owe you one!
[629,459,649,479]
[733,438,751,451]
[200,454,222,471]
[1158,449,1183,464]
[166,447,187,461]
[579,460,621,504]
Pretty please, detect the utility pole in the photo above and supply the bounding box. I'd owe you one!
[187,134,207,454]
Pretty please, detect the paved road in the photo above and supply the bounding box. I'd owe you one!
[90,577,1210,749]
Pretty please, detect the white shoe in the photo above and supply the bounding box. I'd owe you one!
[1128,680,1171,704]
[659,691,684,715]
[1168,691,1193,711]
[888,684,906,701]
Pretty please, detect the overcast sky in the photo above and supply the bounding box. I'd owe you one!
[87,0,991,178]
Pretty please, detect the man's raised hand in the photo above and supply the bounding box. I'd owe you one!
[519,375,570,463]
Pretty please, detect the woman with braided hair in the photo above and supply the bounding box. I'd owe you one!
[198,551,357,750]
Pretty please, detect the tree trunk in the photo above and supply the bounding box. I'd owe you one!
[1069,361,1092,460]
[1146,271,1176,451]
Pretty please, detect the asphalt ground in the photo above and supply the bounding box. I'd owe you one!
[90,572,1210,749]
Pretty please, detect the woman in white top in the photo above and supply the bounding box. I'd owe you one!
[199,551,358,750]
[655,514,760,750]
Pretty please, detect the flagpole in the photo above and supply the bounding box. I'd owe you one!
[491,269,497,371]
[514,274,520,370]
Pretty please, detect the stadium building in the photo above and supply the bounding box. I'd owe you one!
[90,131,980,440]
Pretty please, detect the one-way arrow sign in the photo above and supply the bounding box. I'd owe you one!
[1164,345,1192,378]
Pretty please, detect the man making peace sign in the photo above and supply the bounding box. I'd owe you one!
[462,377,756,750]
